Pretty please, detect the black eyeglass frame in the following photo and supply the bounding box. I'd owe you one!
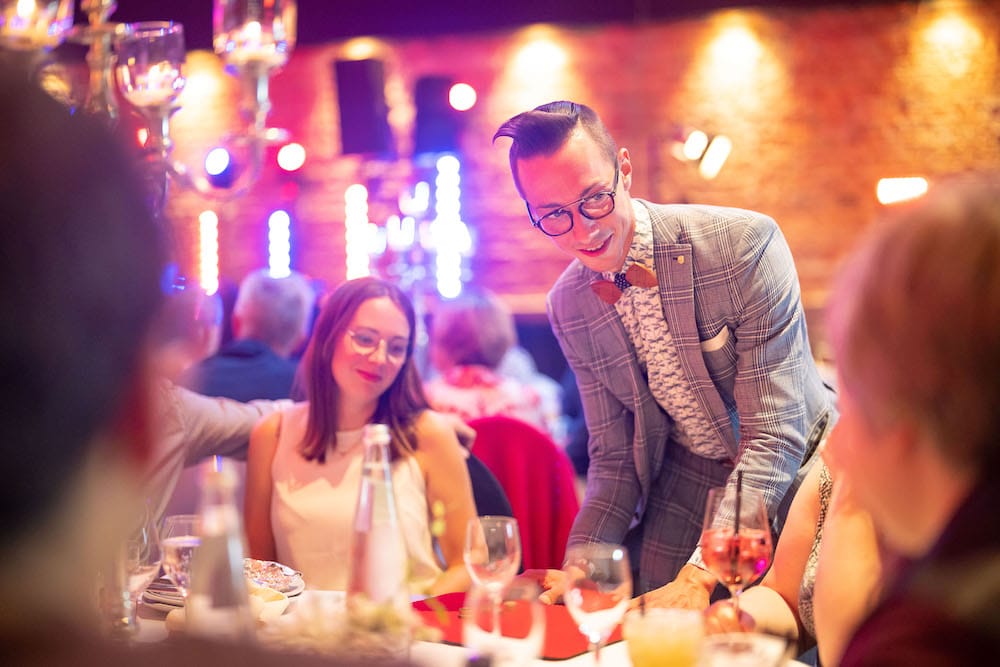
[525,162,620,237]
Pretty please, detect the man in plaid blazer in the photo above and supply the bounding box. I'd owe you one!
[494,101,836,608]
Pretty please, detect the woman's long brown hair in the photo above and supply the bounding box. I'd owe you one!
[295,277,429,462]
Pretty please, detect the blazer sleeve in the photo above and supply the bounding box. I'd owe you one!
[694,213,830,563]
[548,284,643,553]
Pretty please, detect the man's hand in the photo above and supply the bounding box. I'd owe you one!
[629,564,718,610]
[438,412,476,453]
[518,568,568,605]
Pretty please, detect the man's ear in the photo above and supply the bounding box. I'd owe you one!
[619,147,633,192]
[108,351,157,467]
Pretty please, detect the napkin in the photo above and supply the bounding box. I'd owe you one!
[412,592,624,660]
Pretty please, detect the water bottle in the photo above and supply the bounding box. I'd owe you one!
[186,456,255,641]
[344,423,410,649]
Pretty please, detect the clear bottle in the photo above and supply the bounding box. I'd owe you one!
[186,456,255,641]
[344,423,411,646]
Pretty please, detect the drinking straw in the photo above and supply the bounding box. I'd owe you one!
[734,470,743,536]
[733,471,743,585]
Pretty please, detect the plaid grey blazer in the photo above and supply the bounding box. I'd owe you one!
[548,199,836,590]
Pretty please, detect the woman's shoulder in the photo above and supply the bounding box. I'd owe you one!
[410,409,464,451]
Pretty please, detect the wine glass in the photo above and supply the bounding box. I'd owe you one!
[100,501,163,637]
[463,516,521,637]
[563,542,632,666]
[115,21,186,112]
[462,579,545,666]
[160,514,202,604]
[699,485,773,615]
[114,20,186,215]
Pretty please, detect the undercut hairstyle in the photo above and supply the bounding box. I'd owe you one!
[826,172,1000,476]
[493,100,618,198]
[296,277,429,463]
[0,64,166,537]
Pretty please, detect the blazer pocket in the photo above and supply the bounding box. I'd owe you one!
[701,327,737,403]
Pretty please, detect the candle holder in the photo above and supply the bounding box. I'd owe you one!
[114,20,187,216]
[0,0,297,218]
[0,0,73,52]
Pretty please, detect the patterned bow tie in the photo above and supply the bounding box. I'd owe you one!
[590,264,658,304]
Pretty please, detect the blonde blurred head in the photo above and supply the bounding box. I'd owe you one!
[826,172,1000,475]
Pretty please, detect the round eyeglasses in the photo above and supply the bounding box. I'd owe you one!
[526,162,619,237]
[347,328,409,363]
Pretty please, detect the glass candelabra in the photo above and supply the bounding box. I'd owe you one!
[0,0,297,217]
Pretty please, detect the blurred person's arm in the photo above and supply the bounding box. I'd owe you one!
[143,382,289,520]
[244,411,282,561]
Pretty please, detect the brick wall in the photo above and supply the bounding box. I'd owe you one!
[160,0,999,357]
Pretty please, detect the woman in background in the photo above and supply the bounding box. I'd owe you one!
[244,277,476,595]
[425,289,562,440]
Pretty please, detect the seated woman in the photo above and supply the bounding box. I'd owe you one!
[703,454,889,666]
[424,289,561,440]
[244,277,476,595]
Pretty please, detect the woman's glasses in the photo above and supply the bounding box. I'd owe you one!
[347,328,409,363]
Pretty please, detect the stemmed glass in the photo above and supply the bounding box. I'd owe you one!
[699,484,773,615]
[160,514,202,605]
[563,542,632,666]
[101,500,163,637]
[114,20,186,215]
[463,579,545,666]
[463,516,521,637]
[210,0,297,191]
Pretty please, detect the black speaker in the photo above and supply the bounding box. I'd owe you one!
[414,75,461,155]
[334,59,393,156]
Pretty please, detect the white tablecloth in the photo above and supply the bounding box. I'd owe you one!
[135,592,810,667]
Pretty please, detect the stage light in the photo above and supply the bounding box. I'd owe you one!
[699,135,732,180]
[198,210,220,295]
[268,210,292,278]
[276,142,306,172]
[449,83,477,111]
[877,177,929,205]
[204,147,231,176]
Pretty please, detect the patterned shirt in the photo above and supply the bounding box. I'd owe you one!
[606,202,731,460]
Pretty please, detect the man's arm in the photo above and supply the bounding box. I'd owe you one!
[649,213,832,609]
[143,381,290,520]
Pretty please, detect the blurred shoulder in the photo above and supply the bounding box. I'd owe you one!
[412,409,463,451]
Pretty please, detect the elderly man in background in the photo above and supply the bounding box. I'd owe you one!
[181,268,315,402]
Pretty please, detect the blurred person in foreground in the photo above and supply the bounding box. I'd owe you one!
[0,66,401,667]
[244,277,477,595]
[493,101,836,606]
[425,289,561,440]
[821,173,1000,665]
[180,268,315,402]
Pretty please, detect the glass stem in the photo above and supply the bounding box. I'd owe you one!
[491,591,501,637]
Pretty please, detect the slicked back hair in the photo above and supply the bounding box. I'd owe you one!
[493,100,618,198]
